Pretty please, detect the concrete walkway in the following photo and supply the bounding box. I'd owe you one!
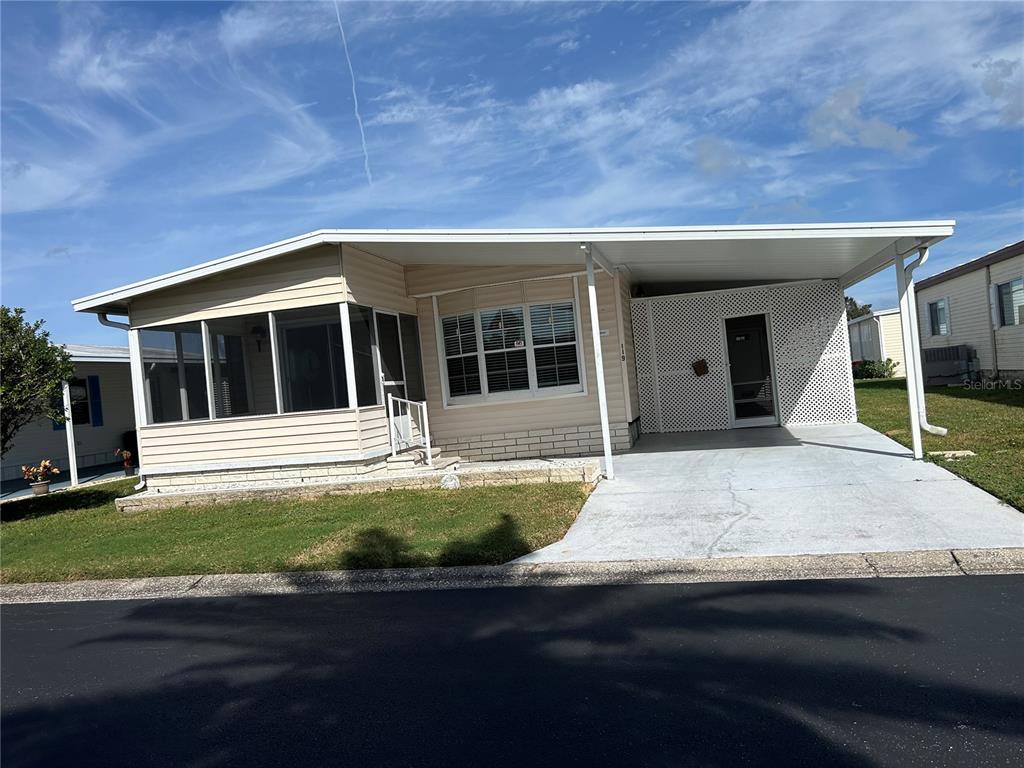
[520,423,1024,563]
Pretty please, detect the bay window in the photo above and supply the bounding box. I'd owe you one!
[440,300,583,404]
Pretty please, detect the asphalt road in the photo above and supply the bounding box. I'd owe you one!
[3,576,1023,767]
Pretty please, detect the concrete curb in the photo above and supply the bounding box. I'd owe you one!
[3,548,1022,604]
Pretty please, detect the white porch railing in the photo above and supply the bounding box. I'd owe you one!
[386,394,433,467]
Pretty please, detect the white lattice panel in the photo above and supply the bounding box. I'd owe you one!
[630,280,855,433]
[630,301,660,434]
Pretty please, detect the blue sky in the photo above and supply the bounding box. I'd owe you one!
[2,1,1022,345]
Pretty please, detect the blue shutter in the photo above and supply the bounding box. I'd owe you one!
[87,375,103,427]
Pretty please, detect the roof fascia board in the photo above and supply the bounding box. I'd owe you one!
[73,221,956,313]
[839,233,951,289]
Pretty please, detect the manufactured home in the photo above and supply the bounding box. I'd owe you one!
[1,345,136,488]
[916,239,1024,380]
[847,308,906,373]
[71,222,955,492]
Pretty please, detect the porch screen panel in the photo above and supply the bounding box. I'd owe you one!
[205,313,276,418]
[140,323,210,424]
[348,304,379,406]
[274,305,348,413]
[400,314,425,402]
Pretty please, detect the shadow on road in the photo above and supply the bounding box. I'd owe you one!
[3,577,1022,766]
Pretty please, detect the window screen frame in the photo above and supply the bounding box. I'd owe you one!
[437,293,587,408]
[997,278,1023,327]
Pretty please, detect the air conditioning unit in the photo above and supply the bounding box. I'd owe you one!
[922,345,975,385]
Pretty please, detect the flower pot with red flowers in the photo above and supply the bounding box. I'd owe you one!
[22,460,60,495]
[115,448,135,476]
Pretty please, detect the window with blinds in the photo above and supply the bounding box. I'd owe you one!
[440,300,583,404]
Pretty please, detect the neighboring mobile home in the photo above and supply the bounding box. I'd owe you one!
[847,308,906,374]
[71,221,955,492]
[916,239,1024,381]
[1,345,135,484]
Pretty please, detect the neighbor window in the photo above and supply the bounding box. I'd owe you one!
[440,300,583,403]
[140,323,209,423]
[205,314,277,418]
[68,378,90,425]
[928,299,949,336]
[274,305,349,413]
[997,278,1023,327]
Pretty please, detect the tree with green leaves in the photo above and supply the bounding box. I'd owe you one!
[844,296,872,319]
[1,306,74,457]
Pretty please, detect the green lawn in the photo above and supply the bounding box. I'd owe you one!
[855,379,1024,510]
[0,480,589,583]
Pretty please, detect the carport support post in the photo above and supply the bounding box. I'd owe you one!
[583,243,615,480]
[894,252,924,460]
[61,380,79,487]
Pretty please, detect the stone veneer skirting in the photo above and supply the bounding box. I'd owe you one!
[434,421,638,463]
[145,457,389,494]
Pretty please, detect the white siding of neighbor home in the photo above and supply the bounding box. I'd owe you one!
[916,254,1024,373]
[878,313,907,375]
[129,245,346,328]
[989,254,1024,371]
[412,265,629,442]
[138,407,389,469]
[1,362,136,481]
[917,268,995,371]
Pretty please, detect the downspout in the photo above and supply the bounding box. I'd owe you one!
[985,265,1000,379]
[95,312,147,491]
[903,247,948,437]
[98,313,130,331]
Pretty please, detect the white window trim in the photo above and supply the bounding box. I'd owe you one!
[438,293,588,408]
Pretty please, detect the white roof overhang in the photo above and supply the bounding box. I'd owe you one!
[72,221,954,315]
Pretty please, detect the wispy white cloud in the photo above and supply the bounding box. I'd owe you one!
[807,84,915,154]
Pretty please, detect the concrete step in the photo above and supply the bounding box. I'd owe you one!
[386,450,460,472]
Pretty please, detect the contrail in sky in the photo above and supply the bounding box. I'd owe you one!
[332,0,372,184]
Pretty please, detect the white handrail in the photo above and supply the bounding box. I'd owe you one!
[386,394,433,467]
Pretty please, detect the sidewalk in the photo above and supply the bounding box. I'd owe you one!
[3,547,1022,604]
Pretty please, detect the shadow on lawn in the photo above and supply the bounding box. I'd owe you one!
[340,513,530,569]
[0,484,131,523]
[3,578,1023,767]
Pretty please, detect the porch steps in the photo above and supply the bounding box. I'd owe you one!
[386,449,460,472]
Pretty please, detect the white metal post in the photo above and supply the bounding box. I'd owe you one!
[174,332,190,420]
[583,244,615,480]
[387,392,396,456]
[338,303,359,409]
[200,320,215,419]
[421,402,433,467]
[268,312,284,414]
[61,380,79,487]
[894,253,924,459]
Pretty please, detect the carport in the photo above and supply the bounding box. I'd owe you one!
[520,422,1023,562]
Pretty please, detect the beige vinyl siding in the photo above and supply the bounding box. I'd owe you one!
[129,246,345,328]
[918,269,995,371]
[1,362,136,481]
[989,254,1024,370]
[415,266,626,441]
[618,272,640,421]
[344,245,417,313]
[877,313,906,374]
[405,264,581,296]
[242,330,277,413]
[137,408,390,469]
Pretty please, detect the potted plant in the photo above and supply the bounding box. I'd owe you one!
[115,448,135,477]
[22,459,60,495]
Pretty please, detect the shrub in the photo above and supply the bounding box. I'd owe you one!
[852,358,900,380]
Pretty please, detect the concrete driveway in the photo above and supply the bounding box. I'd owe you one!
[520,423,1024,563]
